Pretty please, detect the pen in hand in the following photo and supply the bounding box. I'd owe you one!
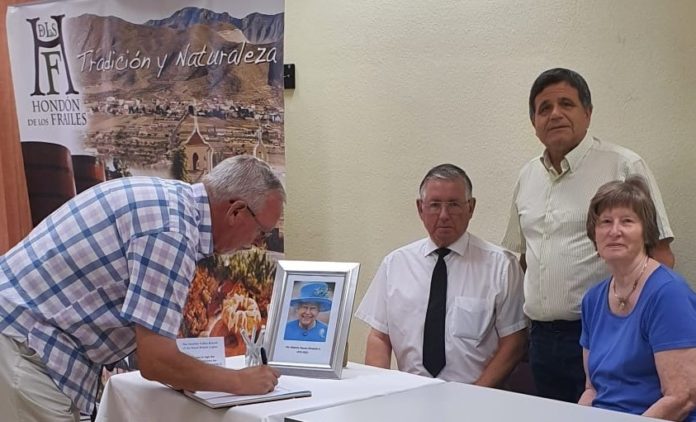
[260,347,268,365]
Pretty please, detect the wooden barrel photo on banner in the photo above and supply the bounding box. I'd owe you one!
[72,154,106,194]
[21,141,77,227]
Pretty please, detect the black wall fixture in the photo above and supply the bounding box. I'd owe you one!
[284,64,296,89]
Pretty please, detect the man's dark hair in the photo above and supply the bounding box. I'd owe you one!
[528,68,593,121]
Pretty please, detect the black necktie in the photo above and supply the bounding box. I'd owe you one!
[423,247,450,377]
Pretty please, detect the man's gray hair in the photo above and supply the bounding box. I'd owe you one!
[418,163,473,199]
[202,155,286,210]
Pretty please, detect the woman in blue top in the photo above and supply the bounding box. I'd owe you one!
[579,176,696,421]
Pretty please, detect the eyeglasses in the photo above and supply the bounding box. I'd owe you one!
[422,200,470,216]
[245,205,274,239]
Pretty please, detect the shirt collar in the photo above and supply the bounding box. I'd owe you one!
[423,232,470,258]
[540,132,593,175]
[192,183,214,259]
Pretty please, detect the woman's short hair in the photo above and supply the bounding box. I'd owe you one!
[586,175,660,253]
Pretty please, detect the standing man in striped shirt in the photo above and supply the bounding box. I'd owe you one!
[502,68,674,403]
[0,155,283,421]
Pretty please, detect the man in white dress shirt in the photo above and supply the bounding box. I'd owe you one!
[356,164,527,386]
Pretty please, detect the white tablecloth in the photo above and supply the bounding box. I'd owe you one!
[96,356,443,422]
[286,382,661,422]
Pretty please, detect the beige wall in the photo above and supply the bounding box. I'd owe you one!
[283,0,696,363]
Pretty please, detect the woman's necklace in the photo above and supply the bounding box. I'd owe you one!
[612,256,649,310]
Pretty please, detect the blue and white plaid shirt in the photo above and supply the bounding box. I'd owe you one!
[0,177,213,413]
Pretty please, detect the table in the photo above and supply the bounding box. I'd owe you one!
[285,382,661,422]
[95,356,443,422]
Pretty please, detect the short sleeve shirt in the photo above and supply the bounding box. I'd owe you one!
[355,233,527,383]
[580,266,696,420]
[0,177,213,413]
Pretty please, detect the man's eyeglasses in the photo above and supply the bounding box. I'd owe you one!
[422,200,470,216]
[245,205,274,239]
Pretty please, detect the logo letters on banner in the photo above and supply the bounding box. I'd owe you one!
[27,15,78,96]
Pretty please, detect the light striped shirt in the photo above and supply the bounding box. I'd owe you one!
[0,177,213,413]
[502,134,673,321]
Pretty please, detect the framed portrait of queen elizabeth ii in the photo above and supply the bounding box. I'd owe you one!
[265,260,360,379]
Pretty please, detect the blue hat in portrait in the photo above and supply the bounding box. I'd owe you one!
[290,282,332,312]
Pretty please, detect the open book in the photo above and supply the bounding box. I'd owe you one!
[172,339,310,408]
[182,383,311,409]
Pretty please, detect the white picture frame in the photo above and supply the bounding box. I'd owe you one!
[264,260,360,379]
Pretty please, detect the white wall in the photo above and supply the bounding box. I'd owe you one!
[283,0,696,363]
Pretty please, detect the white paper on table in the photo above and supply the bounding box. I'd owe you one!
[176,337,225,367]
